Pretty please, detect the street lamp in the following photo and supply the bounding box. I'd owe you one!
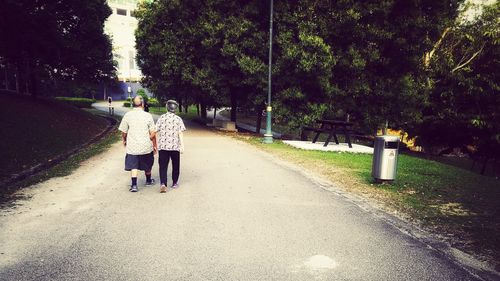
[263,0,274,144]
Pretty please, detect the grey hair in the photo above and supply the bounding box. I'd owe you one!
[166,100,178,113]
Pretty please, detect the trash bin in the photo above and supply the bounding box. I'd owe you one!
[372,135,400,182]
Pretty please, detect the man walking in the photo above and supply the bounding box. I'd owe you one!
[155,100,186,193]
[118,95,157,192]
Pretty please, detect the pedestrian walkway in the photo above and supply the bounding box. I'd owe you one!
[93,101,161,121]
[0,101,480,280]
[207,108,283,138]
[283,140,374,154]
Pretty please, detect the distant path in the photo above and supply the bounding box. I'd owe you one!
[207,108,283,137]
[93,102,140,119]
[0,103,480,280]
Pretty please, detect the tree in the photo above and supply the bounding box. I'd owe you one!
[136,0,268,121]
[412,2,499,169]
[0,0,116,97]
[136,0,464,136]
[270,0,463,132]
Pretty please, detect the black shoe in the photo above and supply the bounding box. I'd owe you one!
[145,178,155,186]
[130,185,138,192]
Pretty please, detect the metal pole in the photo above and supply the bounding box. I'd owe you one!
[263,0,274,144]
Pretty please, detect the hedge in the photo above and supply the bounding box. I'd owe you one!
[124,99,160,108]
[55,97,96,108]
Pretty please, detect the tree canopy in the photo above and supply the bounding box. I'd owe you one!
[136,0,498,162]
[0,0,116,96]
[136,0,461,128]
[413,2,499,163]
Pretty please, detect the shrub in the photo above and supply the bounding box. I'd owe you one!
[55,97,96,108]
[136,89,148,103]
[123,101,131,107]
[148,97,159,107]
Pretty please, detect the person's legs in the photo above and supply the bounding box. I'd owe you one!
[130,169,138,192]
[125,154,140,191]
[170,150,180,185]
[138,152,154,185]
[131,169,138,183]
[158,150,171,186]
[145,170,153,184]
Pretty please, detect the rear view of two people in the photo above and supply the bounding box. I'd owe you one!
[118,96,185,193]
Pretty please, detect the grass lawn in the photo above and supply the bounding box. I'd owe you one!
[9,122,120,191]
[234,134,500,270]
[0,119,120,207]
[0,92,109,184]
[148,105,204,121]
[221,109,500,177]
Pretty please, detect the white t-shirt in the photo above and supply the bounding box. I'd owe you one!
[118,108,156,155]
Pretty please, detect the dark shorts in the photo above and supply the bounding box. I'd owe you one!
[125,152,154,171]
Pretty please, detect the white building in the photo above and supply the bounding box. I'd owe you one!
[105,0,142,83]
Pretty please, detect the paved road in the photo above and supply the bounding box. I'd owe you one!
[0,105,480,280]
[93,101,133,118]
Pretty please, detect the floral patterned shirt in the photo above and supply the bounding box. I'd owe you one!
[155,112,186,151]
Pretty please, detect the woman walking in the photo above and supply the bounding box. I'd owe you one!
[155,100,186,193]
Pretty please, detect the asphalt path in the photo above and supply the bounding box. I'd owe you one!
[0,103,481,280]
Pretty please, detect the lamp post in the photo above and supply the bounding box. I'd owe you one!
[263,0,274,144]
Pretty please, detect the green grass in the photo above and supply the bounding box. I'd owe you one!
[238,135,500,267]
[0,92,109,183]
[149,105,202,121]
[12,128,120,190]
[55,97,96,108]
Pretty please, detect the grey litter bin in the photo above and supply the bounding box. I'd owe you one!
[372,135,400,182]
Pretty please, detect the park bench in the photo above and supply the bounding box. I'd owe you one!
[302,119,355,148]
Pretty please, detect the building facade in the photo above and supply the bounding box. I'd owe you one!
[103,0,149,100]
[105,0,142,82]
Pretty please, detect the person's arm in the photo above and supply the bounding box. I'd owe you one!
[118,115,129,147]
[148,115,157,153]
[179,118,186,153]
[179,131,185,154]
[121,132,127,146]
[150,131,157,154]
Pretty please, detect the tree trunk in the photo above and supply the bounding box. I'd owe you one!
[230,92,237,122]
[196,104,200,116]
[200,100,207,119]
[213,107,217,119]
[24,59,30,95]
[15,63,20,93]
[184,104,188,113]
[29,62,37,97]
[256,106,262,134]
[481,158,489,175]
[4,63,9,90]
